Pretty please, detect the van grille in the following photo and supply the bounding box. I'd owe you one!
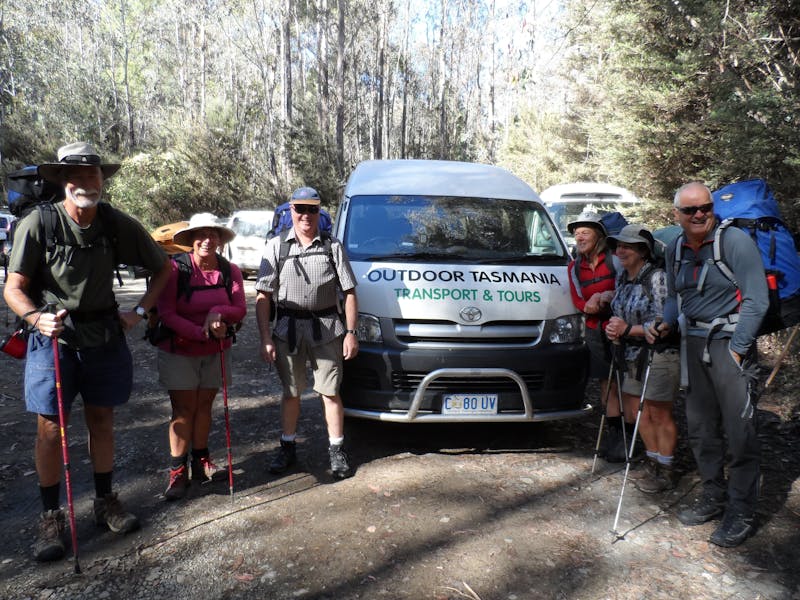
[393,319,542,345]
[391,371,545,392]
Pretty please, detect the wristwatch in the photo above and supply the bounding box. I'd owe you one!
[345,329,357,336]
[134,305,147,319]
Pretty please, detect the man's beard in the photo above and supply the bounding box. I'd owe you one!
[68,187,102,209]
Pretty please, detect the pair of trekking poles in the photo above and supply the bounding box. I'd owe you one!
[52,316,235,574]
[590,334,657,537]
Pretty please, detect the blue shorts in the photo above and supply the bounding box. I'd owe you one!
[24,332,133,416]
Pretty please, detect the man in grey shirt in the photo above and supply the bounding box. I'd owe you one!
[255,187,359,479]
[651,181,768,547]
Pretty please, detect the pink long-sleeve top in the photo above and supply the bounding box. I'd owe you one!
[156,253,247,356]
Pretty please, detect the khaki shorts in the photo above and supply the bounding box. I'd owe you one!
[157,350,231,390]
[621,349,679,402]
[274,335,343,398]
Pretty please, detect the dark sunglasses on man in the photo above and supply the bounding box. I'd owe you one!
[676,202,714,216]
[292,204,320,215]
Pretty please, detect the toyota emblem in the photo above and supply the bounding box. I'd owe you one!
[460,306,482,322]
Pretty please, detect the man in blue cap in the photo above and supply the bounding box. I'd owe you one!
[255,187,359,479]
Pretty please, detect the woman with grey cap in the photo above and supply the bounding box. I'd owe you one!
[566,211,625,462]
[604,224,680,493]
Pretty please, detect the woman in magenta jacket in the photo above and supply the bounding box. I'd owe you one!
[156,213,246,500]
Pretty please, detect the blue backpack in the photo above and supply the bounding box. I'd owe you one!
[706,179,800,333]
[267,201,333,239]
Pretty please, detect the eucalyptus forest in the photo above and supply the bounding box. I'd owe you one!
[1,0,798,229]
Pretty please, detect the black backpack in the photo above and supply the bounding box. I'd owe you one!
[145,252,235,346]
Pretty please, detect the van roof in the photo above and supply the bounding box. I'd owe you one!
[344,160,540,201]
[539,182,640,204]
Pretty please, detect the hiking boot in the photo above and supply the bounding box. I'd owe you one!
[93,492,140,534]
[676,493,725,526]
[191,456,226,483]
[604,426,627,463]
[709,512,755,548]
[635,461,679,494]
[33,509,66,562]
[629,457,658,481]
[268,439,297,474]
[164,465,189,500]
[329,443,352,479]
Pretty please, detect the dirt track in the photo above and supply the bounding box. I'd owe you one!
[1,275,799,600]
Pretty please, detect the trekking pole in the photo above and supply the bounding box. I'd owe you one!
[612,341,630,464]
[218,338,234,502]
[50,308,81,574]
[591,357,617,475]
[612,346,654,537]
[765,323,800,388]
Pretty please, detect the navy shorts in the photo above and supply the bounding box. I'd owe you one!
[24,332,133,416]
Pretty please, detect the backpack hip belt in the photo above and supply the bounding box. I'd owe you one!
[678,312,739,387]
[68,305,119,322]
[277,304,340,352]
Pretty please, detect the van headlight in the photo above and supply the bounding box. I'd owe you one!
[549,314,584,344]
[356,313,382,343]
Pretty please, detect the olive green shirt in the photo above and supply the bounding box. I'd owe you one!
[9,201,167,348]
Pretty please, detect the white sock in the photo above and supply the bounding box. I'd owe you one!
[281,433,297,443]
[657,454,673,466]
[329,436,344,446]
[646,450,659,461]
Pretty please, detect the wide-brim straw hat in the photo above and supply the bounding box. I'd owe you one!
[606,223,655,256]
[172,213,236,246]
[38,142,121,183]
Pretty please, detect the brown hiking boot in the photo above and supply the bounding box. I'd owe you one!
[191,456,227,483]
[164,464,189,500]
[93,492,140,533]
[635,462,679,494]
[33,509,66,562]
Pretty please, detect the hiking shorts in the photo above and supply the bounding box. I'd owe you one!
[24,331,133,416]
[274,335,343,398]
[157,349,231,390]
[621,349,680,402]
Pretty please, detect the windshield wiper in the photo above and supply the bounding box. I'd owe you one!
[475,255,563,264]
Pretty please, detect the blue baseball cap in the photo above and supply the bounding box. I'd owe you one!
[290,187,321,205]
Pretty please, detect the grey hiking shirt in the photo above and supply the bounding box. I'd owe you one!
[663,222,768,355]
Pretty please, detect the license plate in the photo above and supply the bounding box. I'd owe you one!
[442,394,498,415]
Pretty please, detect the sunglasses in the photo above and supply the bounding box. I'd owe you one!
[676,203,714,216]
[292,204,320,215]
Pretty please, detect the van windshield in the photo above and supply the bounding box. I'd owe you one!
[344,195,566,262]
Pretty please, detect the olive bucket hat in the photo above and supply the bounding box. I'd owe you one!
[606,223,656,257]
[38,142,121,183]
[566,210,607,236]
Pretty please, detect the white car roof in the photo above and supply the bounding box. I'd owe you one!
[228,210,274,222]
[344,160,540,201]
[539,182,640,204]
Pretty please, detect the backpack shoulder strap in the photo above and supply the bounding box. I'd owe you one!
[37,203,60,255]
[712,220,737,286]
[570,257,584,300]
[276,229,293,280]
[173,252,194,301]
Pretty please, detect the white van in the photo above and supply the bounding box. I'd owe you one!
[335,160,591,422]
[224,210,274,277]
[539,182,641,247]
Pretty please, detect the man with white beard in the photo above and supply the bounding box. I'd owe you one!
[3,142,171,562]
